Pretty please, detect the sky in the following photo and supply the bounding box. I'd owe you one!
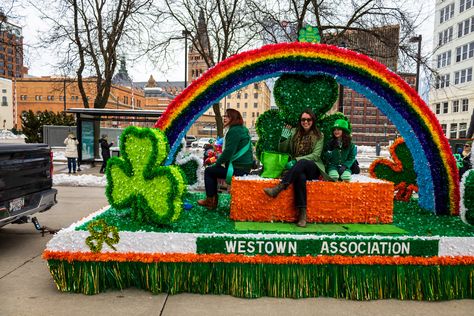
[14,1,435,86]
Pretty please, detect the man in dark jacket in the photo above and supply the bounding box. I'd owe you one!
[99,134,114,173]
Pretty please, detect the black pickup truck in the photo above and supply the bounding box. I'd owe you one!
[0,143,57,228]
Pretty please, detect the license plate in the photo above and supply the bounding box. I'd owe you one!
[9,197,25,212]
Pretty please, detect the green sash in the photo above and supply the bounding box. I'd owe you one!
[226,141,251,184]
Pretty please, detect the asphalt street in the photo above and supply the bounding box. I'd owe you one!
[0,186,473,316]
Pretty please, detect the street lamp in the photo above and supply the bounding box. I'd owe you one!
[384,122,388,144]
[409,35,422,93]
[182,30,192,88]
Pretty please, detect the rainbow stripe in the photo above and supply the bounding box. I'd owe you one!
[155,42,459,216]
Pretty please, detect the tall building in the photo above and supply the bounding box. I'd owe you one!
[429,0,474,140]
[188,9,271,137]
[0,11,27,79]
[335,25,402,146]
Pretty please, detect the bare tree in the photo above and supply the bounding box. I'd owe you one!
[248,0,429,75]
[31,0,153,109]
[149,0,260,137]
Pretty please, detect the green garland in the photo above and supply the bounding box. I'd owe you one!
[255,109,284,159]
[46,259,474,299]
[178,159,199,185]
[463,170,474,225]
[105,126,186,225]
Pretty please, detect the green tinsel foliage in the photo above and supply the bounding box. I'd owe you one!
[273,74,339,126]
[372,141,417,187]
[105,126,186,225]
[47,259,474,299]
[85,219,120,253]
[178,159,199,185]
[317,113,351,148]
[255,109,285,159]
[463,170,474,225]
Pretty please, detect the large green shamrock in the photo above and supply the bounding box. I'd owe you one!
[273,74,339,126]
[369,138,418,201]
[105,126,186,225]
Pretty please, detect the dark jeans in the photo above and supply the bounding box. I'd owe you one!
[281,159,320,208]
[67,157,77,173]
[204,165,250,197]
[100,156,110,173]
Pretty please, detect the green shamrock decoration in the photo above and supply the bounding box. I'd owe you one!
[273,74,339,126]
[255,109,285,159]
[461,169,474,225]
[85,219,120,253]
[298,25,321,43]
[369,138,418,201]
[106,126,186,225]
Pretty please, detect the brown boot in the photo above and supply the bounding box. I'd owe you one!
[197,195,218,210]
[263,182,287,198]
[296,207,307,227]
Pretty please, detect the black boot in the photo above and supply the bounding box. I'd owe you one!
[263,182,287,198]
[297,207,307,227]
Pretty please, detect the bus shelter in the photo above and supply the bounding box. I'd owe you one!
[67,108,163,164]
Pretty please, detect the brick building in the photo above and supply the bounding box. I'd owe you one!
[0,11,27,79]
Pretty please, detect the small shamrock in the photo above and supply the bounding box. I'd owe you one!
[85,219,120,253]
[369,138,418,202]
[105,126,186,225]
[298,25,321,43]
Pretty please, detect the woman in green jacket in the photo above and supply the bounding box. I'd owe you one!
[325,119,356,181]
[263,108,330,227]
[198,108,254,210]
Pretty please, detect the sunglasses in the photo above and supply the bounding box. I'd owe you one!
[464,145,470,147]
[300,118,313,123]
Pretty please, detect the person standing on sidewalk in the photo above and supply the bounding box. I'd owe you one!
[64,132,79,174]
[99,134,114,174]
[263,108,331,227]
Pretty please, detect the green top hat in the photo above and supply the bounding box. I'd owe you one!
[332,119,350,134]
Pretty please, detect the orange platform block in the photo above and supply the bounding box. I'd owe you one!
[230,176,394,224]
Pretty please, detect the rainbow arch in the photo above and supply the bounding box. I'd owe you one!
[155,42,459,216]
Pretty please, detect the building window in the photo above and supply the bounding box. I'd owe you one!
[253,102,258,108]
[443,102,449,113]
[460,0,473,13]
[459,123,468,138]
[20,95,27,100]
[254,93,258,99]
[244,102,248,108]
[462,99,469,111]
[450,123,458,139]
[453,100,459,112]
[455,41,474,62]
[47,95,54,101]
[226,102,230,108]
[438,27,454,46]
[1,96,7,106]
[440,3,455,24]
[35,95,42,101]
[237,93,241,99]
[242,112,247,118]
[454,67,473,84]
[236,102,240,108]
[1,89,6,93]
[252,112,255,118]
[253,83,259,90]
[441,124,447,135]
[458,17,474,37]
[437,51,451,68]
[244,93,248,99]
[124,96,128,104]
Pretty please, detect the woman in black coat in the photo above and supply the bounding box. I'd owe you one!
[99,134,114,173]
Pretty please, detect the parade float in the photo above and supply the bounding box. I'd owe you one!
[43,29,474,300]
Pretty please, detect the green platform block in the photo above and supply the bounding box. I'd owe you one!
[234,222,407,234]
